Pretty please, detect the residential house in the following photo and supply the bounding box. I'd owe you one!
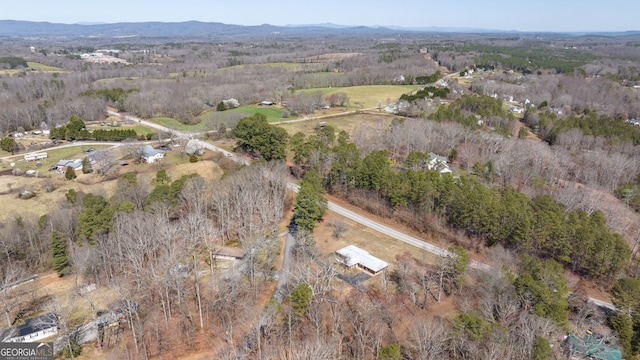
[52,159,83,172]
[428,152,452,174]
[564,335,621,360]
[336,245,388,275]
[24,153,47,162]
[212,247,246,261]
[1,313,58,343]
[140,145,165,163]
[510,106,524,114]
[626,119,640,126]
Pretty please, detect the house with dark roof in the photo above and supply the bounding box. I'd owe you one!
[1,313,58,343]
[140,145,165,163]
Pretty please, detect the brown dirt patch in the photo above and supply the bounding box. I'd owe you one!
[0,175,117,221]
[306,53,363,61]
[0,151,225,221]
[314,209,441,272]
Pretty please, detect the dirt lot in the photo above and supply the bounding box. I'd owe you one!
[314,211,440,269]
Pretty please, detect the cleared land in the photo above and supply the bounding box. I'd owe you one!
[0,62,64,75]
[224,105,288,122]
[278,112,396,136]
[0,144,114,172]
[0,147,223,221]
[295,84,421,108]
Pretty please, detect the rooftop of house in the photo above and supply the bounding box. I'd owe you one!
[1,313,57,342]
[336,245,388,273]
[565,335,622,360]
[140,145,165,157]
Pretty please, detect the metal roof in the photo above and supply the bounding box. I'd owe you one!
[565,335,622,360]
[336,245,388,273]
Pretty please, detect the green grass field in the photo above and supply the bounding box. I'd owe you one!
[0,62,64,76]
[148,117,211,132]
[1,144,114,172]
[26,62,64,72]
[225,105,289,122]
[295,85,421,108]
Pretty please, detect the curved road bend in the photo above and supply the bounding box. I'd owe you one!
[109,109,616,312]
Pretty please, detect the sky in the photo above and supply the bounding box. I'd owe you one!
[3,0,638,33]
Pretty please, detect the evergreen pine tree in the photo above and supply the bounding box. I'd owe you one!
[65,166,77,180]
[49,230,69,276]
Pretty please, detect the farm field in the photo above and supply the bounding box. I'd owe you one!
[224,105,289,122]
[278,112,396,136]
[221,61,325,71]
[295,84,421,108]
[0,146,225,221]
[148,117,210,132]
[0,62,64,75]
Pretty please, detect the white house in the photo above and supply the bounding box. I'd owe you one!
[336,245,388,275]
[140,145,165,163]
[1,313,58,343]
[427,152,452,175]
[53,159,83,172]
[223,98,240,109]
[510,106,524,114]
[24,153,48,162]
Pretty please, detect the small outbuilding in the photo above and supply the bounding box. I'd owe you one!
[336,245,388,275]
[212,247,246,261]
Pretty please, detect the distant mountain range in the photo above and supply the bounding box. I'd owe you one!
[0,20,638,39]
[0,20,403,39]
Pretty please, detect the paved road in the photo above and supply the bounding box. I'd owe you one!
[285,184,615,310]
[109,109,618,312]
[270,107,378,125]
[285,184,487,271]
[107,109,249,165]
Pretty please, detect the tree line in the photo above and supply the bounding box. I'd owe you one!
[49,115,139,141]
[290,126,630,282]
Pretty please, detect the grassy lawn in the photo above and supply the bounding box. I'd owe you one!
[221,62,325,71]
[150,107,290,132]
[94,76,142,84]
[129,125,157,136]
[225,105,290,122]
[26,62,64,72]
[295,85,421,108]
[0,144,114,172]
[278,113,395,137]
[0,62,64,75]
[149,117,210,132]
